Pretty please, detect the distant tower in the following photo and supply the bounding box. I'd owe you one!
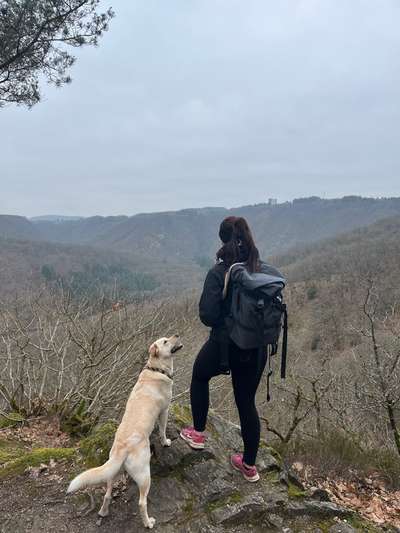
[267,198,277,206]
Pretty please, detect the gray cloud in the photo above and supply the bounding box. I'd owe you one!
[1,0,399,216]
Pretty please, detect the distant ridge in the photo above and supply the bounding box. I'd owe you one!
[0,214,41,241]
[2,199,400,299]
[2,196,400,262]
[30,215,84,222]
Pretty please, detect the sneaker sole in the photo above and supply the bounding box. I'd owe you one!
[230,457,260,482]
[179,431,205,450]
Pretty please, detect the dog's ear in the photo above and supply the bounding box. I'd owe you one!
[149,342,159,358]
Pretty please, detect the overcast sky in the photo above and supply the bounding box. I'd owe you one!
[1,0,399,217]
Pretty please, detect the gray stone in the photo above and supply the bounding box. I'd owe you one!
[257,446,281,473]
[42,404,380,533]
[308,487,331,502]
[279,467,305,490]
[285,500,350,518]
[209,494,267,526]
[328,522,357,533]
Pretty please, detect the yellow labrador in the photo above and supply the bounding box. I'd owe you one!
[67,335,183,529]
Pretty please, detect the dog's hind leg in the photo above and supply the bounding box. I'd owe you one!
[158,408,171,447]
[137,472,154,529]
[98,478,114,518]
[125,447,155,529]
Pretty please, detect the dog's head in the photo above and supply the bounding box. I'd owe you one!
[149,334,183,360]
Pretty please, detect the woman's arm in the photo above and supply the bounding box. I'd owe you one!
[198,268,225,328]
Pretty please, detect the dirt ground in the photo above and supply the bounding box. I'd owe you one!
[0,461,153,533]
[1,416,399,533]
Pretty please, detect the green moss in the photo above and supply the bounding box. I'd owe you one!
[309,518,335,533]
[0,412,25,429]
[204,419,220,440]
[0,439,26,464]
[78,421,118,468]
[60,400,97,437]
[347,514,382,532]
[265,470,280,483]
[0,447,76,479]
[287,481,306,499]
[227,492,242,504]
[170,403,192,427]
[183,496,195,516]
[206,491,243,512]
[259,439,283,465]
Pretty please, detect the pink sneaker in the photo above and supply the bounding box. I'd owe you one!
[180,427,206,450]
[230,453,260,482]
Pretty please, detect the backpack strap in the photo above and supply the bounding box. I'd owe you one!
[222,262,246,299]
[280,304,288,379]
[266,346,273,402]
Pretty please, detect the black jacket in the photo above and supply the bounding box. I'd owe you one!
[199,261,231,342]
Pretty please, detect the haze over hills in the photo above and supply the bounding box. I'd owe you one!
[30,215,84,222]
[2,197,400,263]
[274,213,400,283]
[1,196,400,300]
[0,215,42,241]
[0,236,204,299]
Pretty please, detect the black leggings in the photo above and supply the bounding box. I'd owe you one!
[190,338,267,466]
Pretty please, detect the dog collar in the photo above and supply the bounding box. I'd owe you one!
[144,365,173,380]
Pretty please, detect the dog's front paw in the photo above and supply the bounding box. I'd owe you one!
[146,517,156,529]
[162,438,171,447]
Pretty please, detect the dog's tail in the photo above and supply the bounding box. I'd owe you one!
[67,452,125,494]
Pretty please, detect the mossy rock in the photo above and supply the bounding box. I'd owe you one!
[205,491,243,513]
[259,439,283,465]
[60,401,97,437]
[170,403,192,427]
[182,496,196,517]
[347,514,383,532]
[287,480,306,499]
[0,447,76,479]
[78,421,118,468]
[0,412,25,429]
[297,518,336,532]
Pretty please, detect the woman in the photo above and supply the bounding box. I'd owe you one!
[180,216,267,482]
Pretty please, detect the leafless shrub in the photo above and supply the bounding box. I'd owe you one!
[0,285,201,427]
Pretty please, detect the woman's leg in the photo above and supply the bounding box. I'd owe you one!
[230,346,267,466]
[190,338,221,432]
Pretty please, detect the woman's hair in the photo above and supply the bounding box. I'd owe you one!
[216,216,260,272]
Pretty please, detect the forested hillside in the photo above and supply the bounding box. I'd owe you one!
[1,205,400,529]
[2,197,400,264]
[274,214,400,284]
[33,196,400,259]
[0,215,41,241]
[0,238,163,300]
[2,197,400,303]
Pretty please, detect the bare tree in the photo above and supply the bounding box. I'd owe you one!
[260,351,333,446]
[0,285,205,430]
[352,279,400,455]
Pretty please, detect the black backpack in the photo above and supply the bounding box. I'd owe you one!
[223,261,288,399]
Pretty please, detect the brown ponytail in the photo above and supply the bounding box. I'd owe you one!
[216,216,260,272]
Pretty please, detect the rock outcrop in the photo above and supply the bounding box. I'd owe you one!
[0,404,393,532]
[126,405,380,532]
